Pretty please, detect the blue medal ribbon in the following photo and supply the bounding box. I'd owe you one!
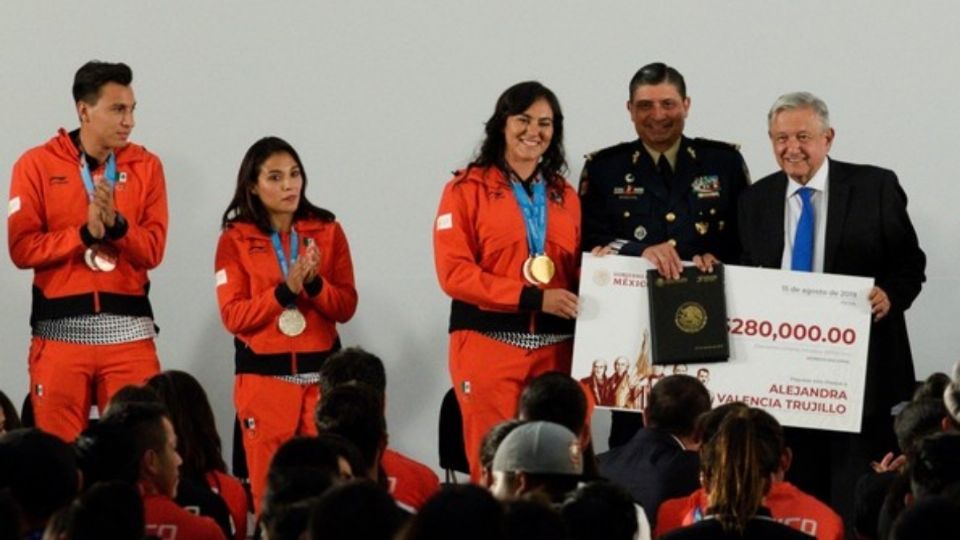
[509,175,547,256]
[79,152,118,200]
[271,228,299,284]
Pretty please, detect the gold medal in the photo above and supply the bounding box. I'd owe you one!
[278,308,307,337]
[530,254,556,285]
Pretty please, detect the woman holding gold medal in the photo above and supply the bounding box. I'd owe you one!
[433,81,581,479]
[215,136,357,511]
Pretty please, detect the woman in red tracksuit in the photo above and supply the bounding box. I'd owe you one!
[433,81,581,480]
[215,136,357,512]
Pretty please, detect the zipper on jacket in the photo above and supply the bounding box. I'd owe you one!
[291,351,298,375]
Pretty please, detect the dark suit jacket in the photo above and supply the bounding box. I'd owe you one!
[738,159,926,420]
[597,428,701,529]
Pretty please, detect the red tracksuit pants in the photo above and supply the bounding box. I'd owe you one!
[448,330,573,481]
[234,374,319,514]
[28,336,160,442]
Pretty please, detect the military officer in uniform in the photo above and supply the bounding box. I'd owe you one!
[579,62,749,447]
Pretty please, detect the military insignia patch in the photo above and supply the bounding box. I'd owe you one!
[692,175,721,198]
[614,186,644,196]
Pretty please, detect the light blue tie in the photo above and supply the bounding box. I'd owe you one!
[791,187,815,271]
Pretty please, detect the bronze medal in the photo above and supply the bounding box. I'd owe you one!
[84,247,99,271]
[522,256,538,286]
[85,244,118,272]
[530,254,556,285]
[278,308,307,337]
[92,243,118,272]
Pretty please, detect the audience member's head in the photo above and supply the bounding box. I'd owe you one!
[75,417,139,488]
[261,435,349,540]
[318,347,387,400]
[314,384,386,480]
[699,407,773,535]
[517,373,587,437]
[479,420,525,489]
[44,481,145,540]
[517,373,599,477]
[891,494,960,540]
[0,429,79,534]
[502,498,568,540]
[913,372,951,402]
[894,398,949,454]
[307,480,401,540]
[145,370,227,480]
[0,390,21,436]
[397,484,506,540]
[267,435,360,486]
[315,433,367,481]
[694,402,749,445]
[103,384,161,414]
[98,403,180,498]
[561,481,637,540]
[491,421,582,503]
[908,432,960,500]
[645,374,711,440]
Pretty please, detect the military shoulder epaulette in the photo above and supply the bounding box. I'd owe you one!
[584,141,634,162]
[692,137,741,152]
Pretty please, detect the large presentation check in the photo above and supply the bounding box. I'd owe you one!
[572,255,874,432]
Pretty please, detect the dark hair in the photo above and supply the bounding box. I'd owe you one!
[514,472,581,504]
[60,481,146,540]
[0,489,19,540]
[700,408,769,534]
[262,469,336,540]
[0,390,20,433]
[628,62,687,100]
[319,347,387,399]
[891,494,960,540]
[0,428,78,528]
[470,81,567,186]
[561,481,637,540]
[397,484,506,540]
[894,398,947,453]
[480,420,525,471]
[72,61,133,104]
[908,432,960,499]
[646,374,711,436]
[518,373,587,436]
[105,384,161,412]
[75,420,140,487]
[98,403,171,473]
[502,498,568,540]
[307,481,401,540]
[314,384,386,470]
[316,433,367,480]
[694,402,749,444]
[145,371,227,479]
[221,136,334,233]
[268,436,352,484]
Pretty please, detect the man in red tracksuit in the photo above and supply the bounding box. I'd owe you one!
[7,61,168,442]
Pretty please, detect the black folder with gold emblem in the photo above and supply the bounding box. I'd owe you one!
[647,265,729,365]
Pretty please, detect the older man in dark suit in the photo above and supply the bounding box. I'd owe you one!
[738,91,926,521]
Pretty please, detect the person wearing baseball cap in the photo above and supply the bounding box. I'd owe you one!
[489,421,582,504]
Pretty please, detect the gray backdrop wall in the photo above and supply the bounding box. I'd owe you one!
[2,1,957,467]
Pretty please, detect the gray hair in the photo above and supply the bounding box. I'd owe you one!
[945,360,960,424]
[767,92,831,131]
